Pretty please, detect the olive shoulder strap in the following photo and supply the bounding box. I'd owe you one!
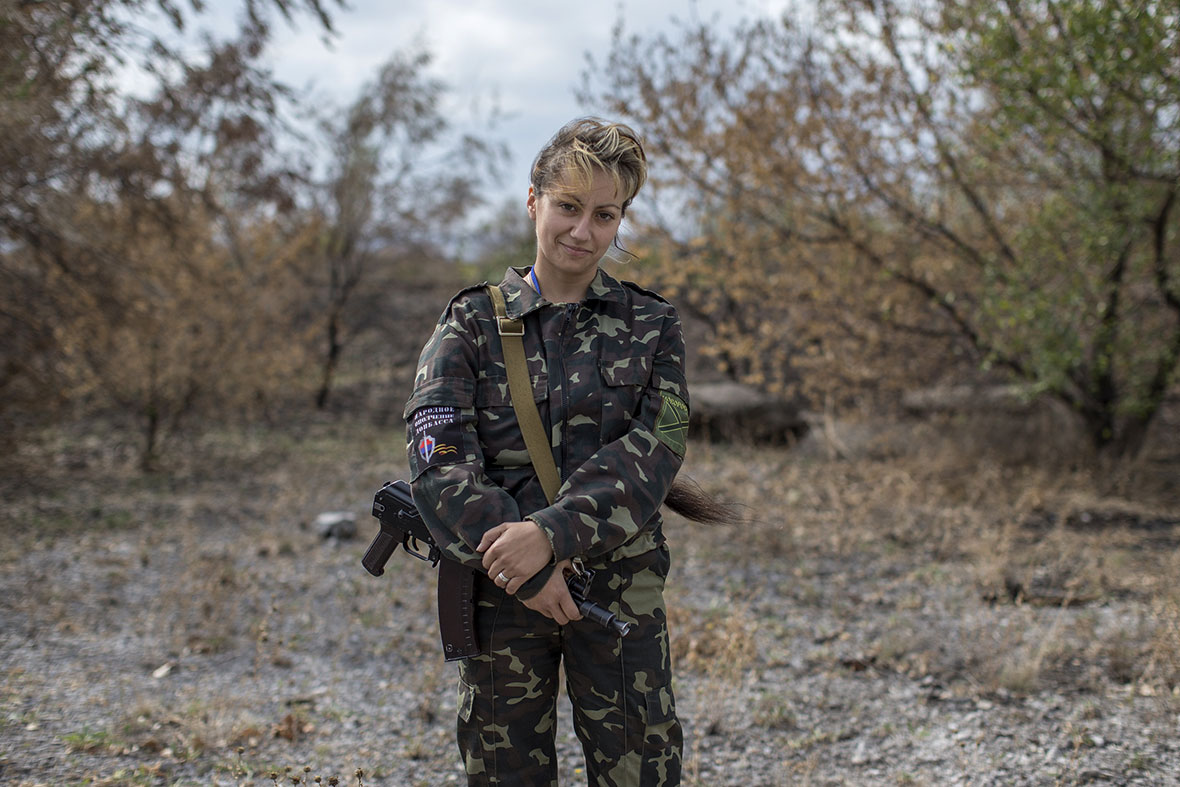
[486,283,561,504]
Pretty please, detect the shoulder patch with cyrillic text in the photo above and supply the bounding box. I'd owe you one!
[410,406,463,469]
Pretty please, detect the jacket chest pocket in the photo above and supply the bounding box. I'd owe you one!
[598,355,652,439]
[475,373,549,467]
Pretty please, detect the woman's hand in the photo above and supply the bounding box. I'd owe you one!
[478,520,554,595]
[519,559,583,624]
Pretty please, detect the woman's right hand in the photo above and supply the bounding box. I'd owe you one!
[478,520,554,595]
[519,559,583,625]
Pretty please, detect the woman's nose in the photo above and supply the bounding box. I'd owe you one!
[570,214,592,240]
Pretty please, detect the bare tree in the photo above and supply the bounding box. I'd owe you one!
[307,47,505,409]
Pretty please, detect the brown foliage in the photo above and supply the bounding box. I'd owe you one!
[0,1,501,467]
[583,0,1180,454]
[1,0,344,455]
[22,195,320,465]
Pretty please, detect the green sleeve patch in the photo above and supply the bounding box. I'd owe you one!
[654,390,689,457]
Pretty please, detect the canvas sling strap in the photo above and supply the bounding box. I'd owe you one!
[487,283,561,504]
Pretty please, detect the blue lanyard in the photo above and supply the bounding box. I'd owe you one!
[529,267,542,296]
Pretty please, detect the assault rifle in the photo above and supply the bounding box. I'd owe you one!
[363,480,631,661]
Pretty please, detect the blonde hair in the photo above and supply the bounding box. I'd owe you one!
[530,118,648,214]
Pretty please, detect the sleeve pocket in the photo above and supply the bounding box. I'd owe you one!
[403,376,474,420]
[404,376,475,480]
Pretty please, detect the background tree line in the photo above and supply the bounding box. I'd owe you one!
[1,0,500,466]
[2,0,1177,468]
[584,0,1179,458]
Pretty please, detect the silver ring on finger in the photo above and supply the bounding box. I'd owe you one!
[497,571,510,584]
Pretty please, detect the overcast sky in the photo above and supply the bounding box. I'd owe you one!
[194,0,791,205]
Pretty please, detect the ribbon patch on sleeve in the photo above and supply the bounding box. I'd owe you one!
[654,391,689,457]
[410,406,463,469]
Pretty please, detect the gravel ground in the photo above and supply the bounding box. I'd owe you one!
[1,432,1178,786]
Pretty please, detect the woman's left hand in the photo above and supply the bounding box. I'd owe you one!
[478,520,555,595]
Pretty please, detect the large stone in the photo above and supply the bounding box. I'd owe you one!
[315,511,358,541]
[689,381,808,444]
[900,384,1036,414]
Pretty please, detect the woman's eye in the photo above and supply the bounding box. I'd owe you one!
[598,212,617,222]
[558,202,576,212]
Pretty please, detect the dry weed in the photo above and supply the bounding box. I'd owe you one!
[668,598,758,682]
[963,605,1070,695]
[668,595,760,737]
[1144,558,1180,697]
[156,544,259,656]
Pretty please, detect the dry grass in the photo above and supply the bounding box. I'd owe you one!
[667,593,761,740]
[1,403,1177,783]
[668,598,759,681]
[670,404,1180,705]
[1145,555,1180,692]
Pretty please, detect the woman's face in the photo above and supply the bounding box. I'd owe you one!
[528,168,623,287]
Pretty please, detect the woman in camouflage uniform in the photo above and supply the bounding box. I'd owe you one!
[405,118,696,786]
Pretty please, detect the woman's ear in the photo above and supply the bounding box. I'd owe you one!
[527,186,537,220]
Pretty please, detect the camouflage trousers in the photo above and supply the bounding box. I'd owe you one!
[455,545,681,786]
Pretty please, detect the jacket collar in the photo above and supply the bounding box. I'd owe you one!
[499,266,627,319]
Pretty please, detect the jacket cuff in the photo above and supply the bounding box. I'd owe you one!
[514,563,556,600]
[526,510,578,563]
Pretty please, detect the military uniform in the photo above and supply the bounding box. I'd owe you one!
[405,266,690,786]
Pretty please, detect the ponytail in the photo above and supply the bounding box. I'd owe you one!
[664,476,737,525]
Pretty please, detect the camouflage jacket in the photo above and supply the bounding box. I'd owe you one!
[404,266,690,592]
